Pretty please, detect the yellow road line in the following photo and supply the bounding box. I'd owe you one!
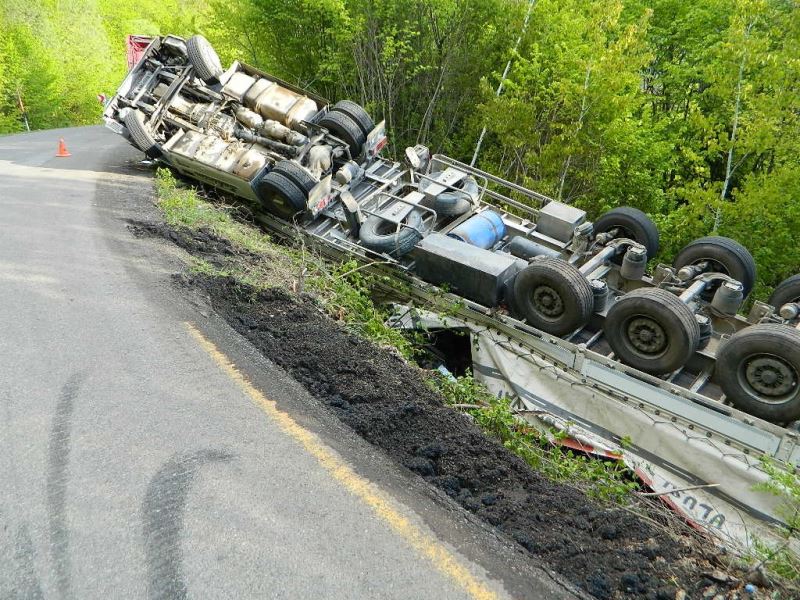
[185,321,500,600]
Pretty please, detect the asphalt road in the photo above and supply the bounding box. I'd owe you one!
[0,126,581,600]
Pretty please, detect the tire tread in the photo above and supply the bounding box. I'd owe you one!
[273,160,316,192]
[319,110,366,157]
[124,109,160,157]
[331,100,375,136]
[256,171,307,217]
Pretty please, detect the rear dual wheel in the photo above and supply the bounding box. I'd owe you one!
[319,101,374,158]
[254,160,315,219]
[329,100,375,136]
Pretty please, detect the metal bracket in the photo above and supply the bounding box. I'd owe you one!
[376,191,424,225]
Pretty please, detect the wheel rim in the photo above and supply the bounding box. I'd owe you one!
[622,315,668,359]
[739,353,799,402]
[531,285,564,319]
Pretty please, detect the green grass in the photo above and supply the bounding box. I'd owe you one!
[156,168,275,256]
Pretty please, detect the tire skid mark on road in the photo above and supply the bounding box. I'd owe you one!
[46,372,84,600]
[142,449,235,600]
[185,321,502,600]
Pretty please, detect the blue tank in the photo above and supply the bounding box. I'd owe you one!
[447,210,506,249]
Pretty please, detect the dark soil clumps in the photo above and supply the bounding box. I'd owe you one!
[128,220,251,265]
[182,274,735,599]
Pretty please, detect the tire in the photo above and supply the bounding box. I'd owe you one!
[432,177,479,217]
[433,194,472,217]
[769,274,800,309]
[124,109,161,158]
[673,236,756,298]
[604,287,700,375]
[509,258,594,337]
[716,324,800,422]
[319,110,366,158]
[186,35,224,83]
[593,206,660,259]
[330,100,375,136]
[254,171,308,219]
[359,210,425,257]
[272,160,316,193]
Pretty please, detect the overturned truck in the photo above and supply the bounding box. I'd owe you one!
[105,34,800,548]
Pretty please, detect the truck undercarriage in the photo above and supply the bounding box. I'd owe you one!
[105,34,800,549]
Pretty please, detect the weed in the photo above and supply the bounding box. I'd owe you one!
[307,260,418,359]
[156,169,418,356]
[750,457,800,581]
[188,257,225,277]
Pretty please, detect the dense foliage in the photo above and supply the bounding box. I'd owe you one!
[2,0,798,295]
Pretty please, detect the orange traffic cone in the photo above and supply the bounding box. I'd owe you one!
[56,138,71,157]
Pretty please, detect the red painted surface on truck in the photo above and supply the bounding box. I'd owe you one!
[126,35,153,70]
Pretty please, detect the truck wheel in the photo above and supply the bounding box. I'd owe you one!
[330,100,375,136]
[593,206,660,259]
[769,274,800,311]
[673,236,756,298]
[254,171,308,219]
[510,258,594,337]
[319,110,366,158]
[124,109,161,158]
[604,287,700,375]
[716,324,800,422]
[186,35,224,83]
[272,160,316,194]
[359,211,425,257]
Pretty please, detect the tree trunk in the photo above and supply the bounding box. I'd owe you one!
[713,20,754,232]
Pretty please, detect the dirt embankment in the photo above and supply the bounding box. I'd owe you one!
[144,222,749,600]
